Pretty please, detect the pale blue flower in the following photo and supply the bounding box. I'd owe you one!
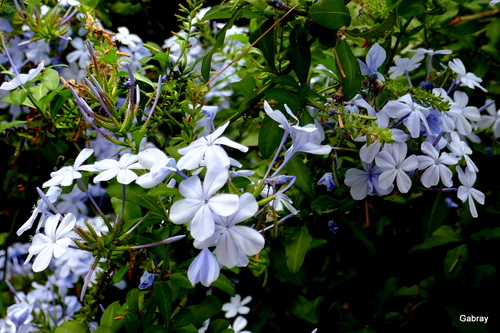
[116,27,143,51]
[260,185,298,214]
[389,53,425,80]
[448,91,480,135]
[344,162,393,200]
[193,193,264,268]
[357,43,386,81]
[66,37,90,69]
[194,105,219,137]
[447,131,478,173]
[344,94,376,116]
[375,143,418,193]
[188,248,221,287]
[263,100,298,131]
[317,172,336,191]
[491,0,500,6]
[5,302,32,332]
[136,148,177,188]
[478,100,500,138]
[169,166,239,241]
[285,124,332,161]
[25,213,76,272]
[382,94,431,138]
[58,184,88,216]
[448,58,487,92]
[417,142,458,188]
[177,121,248,170]
[456,167,485,218]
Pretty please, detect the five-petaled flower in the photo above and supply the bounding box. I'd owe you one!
[42,148,94,188]
[24,213,76,272]
[169,166,239,242]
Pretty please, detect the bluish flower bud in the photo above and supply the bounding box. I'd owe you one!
[318,172,336,191]
[445,197,459,208]
[485,147,493,157]
[328,220,339,234]
[420,81,435,91]
[138,271,157,289]
[123,79,132,88]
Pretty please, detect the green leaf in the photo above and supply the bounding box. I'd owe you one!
[258,115,284,159]
[188,295,222,326]
[397,0,425,18]
[172,324,198,333]
[286,155,315,200]
[2,90,27,105]
[202,4,233,20]
[80,0,98,10]
[473,264,497,287]
[207,319,231,333]
[154,282,172,329]
[311,195,336,211]
[264,88,302,112]
[290,295,324,324]
[335,39,362,101]
[96,301,125,332]
[410,225,462,252]
[230,76,256,97]
[211,273,236,296]
[107,182,162,213]
[171,308,194,331]
[249,20,276,72]
[124,313,141,333]
[273,75,299,89]
[309,0,351,31]
[169,273,194,289]
[341,217,375,254]
[346,11,397,39]
[148,186,180,197]
[55,321,90,333]
[126,288,141,315]
[0,120,28,133]
[285,226,313,275]
[287,24,311,84]
[444,244,467,279]
[144,326,168,333]
[113,265,129,284]
[202,5,246,80]
[42,68,59,90]
[470,227,500,240]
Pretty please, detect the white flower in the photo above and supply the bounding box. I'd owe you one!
[42,148,94,188]
[222,294,252,318]
[230,316,251,333]
[260,185,299,214]
[456,167,485,218]
[17,187,61,236]
[92,153,143,184]
[0,61,44,91]
[344,94,375,117]
[177,121,248,170]
[25,213,76,272]
[382,94,431,138]
[188,248,221,287]
[194,193,264,268]
[169,166,239,242]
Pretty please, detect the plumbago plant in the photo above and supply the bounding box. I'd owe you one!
[2,0,500,332]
